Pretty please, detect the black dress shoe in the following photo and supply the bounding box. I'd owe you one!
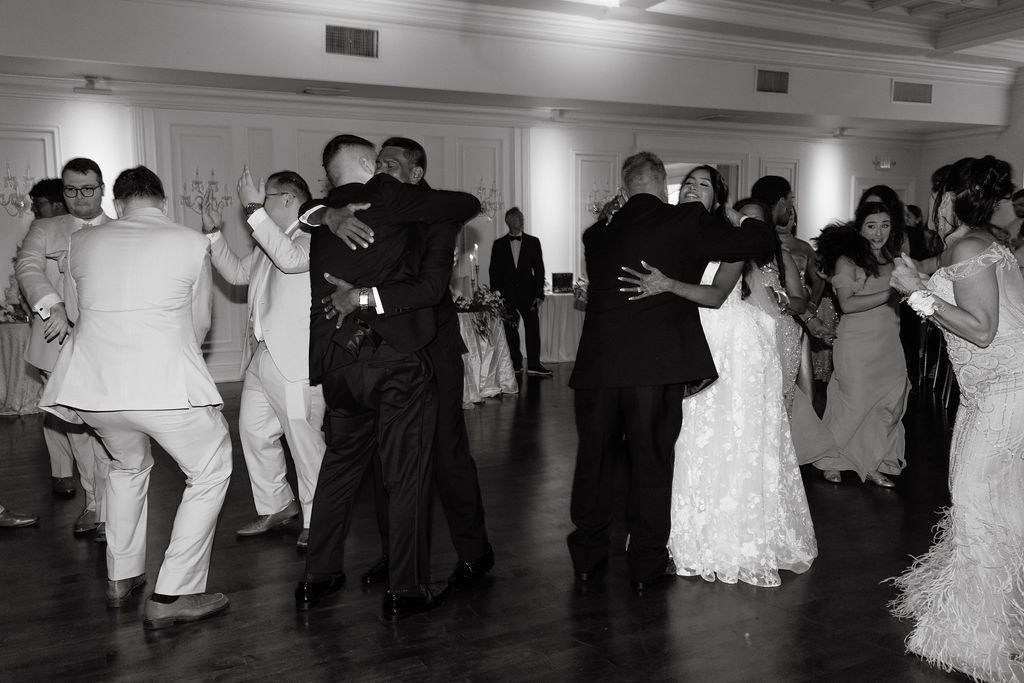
[574,558,608,583]
[382,583,449,621]
[631,573,676,592]
[295,574,345,610]
[448,546,494,589]
[361,555,389,586]
[0,507,39,529]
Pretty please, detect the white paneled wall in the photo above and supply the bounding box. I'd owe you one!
[7,80,1008,382]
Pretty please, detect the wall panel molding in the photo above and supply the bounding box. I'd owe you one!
[571,151,619,279]
[166,123,247,381]
[759,157,800,193]
[0,125,61,291]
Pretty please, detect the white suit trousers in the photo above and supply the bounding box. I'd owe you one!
[40,369,109,518]
[80,406,233,595]
[239,342,326,527]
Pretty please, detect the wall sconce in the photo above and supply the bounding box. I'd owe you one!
[0,163,36,218]
[475,178,504,220]
[180,168,233,216]
[872,156,896,171]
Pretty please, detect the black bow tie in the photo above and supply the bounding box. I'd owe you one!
[509,235,522,241]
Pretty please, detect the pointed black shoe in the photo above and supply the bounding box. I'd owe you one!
[448,546,494,590]
[382,583,450,621]
[295,574,345,610]
[361,555,389,586]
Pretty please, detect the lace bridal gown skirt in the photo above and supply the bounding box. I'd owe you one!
[667,279,817,587]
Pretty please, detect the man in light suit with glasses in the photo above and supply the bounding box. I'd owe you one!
[16,157,112,538]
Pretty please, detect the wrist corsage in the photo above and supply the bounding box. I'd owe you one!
[906,289,937,318]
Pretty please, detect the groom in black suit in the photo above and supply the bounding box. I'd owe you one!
[568,152,775,590]
[297,134,480,620]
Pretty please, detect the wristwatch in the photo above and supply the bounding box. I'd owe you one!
[243,202,262,217]
[358,288,370,310]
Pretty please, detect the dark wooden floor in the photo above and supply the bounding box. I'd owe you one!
[0,364,969,682]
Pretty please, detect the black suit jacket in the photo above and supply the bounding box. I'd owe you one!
[488,232,545,306]
[569,194,776,391]
[307,174,479,383]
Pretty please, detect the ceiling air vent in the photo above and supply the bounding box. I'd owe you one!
[756,69,789,94]
[325,25,379,58]
[892,80,932,104]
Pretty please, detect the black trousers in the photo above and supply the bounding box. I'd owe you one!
[899,306,921,387]
[305,341,436,594]
[503,298,541,370]
[367,320,490,563]
[567,384,685,583]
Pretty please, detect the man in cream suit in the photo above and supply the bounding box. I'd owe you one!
[205,167,325,549]
[40,166,232,630]
[15,157,111,536]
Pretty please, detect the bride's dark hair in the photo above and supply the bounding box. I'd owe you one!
[680,165,729,223]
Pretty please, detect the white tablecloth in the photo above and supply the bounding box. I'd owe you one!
[458,312,518,408]
[0,323,43,415]
[517,292,585,363]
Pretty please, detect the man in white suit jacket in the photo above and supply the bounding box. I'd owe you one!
[40,166,232,630]
[15,157,111,535]
[205,168,325,548]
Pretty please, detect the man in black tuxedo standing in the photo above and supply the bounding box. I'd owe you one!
[489,207,551,376]
[568,152,775,591]
[294,134,480,620]
[317,137,495,592]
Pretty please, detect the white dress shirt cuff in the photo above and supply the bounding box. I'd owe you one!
[372,286,384,315]
[34,293,62,320]
[206,232,223,245]
[299,204,326,227]
[245,207,269,227]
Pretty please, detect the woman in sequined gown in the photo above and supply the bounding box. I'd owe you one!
[889,156,1024,683]
[738,201,837,466]
[812,204,910,486]
[619,170,816,587]
[776,215,820,410]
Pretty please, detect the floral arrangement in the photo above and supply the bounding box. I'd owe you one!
[0,274,30,323]
[572,277,588,307]
[454,285,509,339]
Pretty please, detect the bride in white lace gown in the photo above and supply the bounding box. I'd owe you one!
[889,156,1024,682]
[620,167,817,587]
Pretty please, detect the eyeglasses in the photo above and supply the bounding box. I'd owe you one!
[63,185,102,198]
[263,192,293,200]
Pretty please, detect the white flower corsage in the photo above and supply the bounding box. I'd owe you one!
[906,290,937,318]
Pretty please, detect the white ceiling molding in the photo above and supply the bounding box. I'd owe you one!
[934,6,1024,53]
[145,0,1017,85]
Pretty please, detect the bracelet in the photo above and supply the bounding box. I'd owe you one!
[906,289,936,318]
[358,288,369,311]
